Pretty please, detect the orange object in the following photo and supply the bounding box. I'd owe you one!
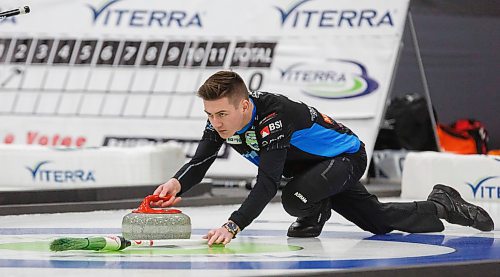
[437,119,489,154]
[437,124,478,154]
[488,149,500,156]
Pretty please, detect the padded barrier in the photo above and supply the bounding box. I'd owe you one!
[402,151,500,202]
[0,143,185,190]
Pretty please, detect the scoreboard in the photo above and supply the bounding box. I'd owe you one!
[0,36,275,118]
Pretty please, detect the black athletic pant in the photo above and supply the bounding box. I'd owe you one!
[281,144,444,234]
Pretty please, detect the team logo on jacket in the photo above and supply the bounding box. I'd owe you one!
[308,106,318,121]
[245,131,260,151]
[226,135,242,144]
[260,120,283,138]
[260,126,271,138]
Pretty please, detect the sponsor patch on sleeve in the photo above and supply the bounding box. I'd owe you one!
[258,119,289,150]
[260,120,282,137]
[226,135,242,144]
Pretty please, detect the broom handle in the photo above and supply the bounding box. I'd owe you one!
[95,236,207,250]
[127,238,207,248]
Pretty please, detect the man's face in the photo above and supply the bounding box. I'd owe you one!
[203,97,247,139]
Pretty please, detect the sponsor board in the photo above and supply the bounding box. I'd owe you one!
[2,131,87,147]
[0,142,185,188]
[466,176,500,200]
[402,152,500,202]
[278,60,378,99]
[0,0,409,179]
[25,160,96,183]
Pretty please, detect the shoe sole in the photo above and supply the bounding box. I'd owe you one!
[432,184,494,231]
[287,230,321,238]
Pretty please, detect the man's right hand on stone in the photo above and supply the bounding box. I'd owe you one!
[152,178,182,207]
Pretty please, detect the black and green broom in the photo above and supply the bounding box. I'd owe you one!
[49,235,219,251]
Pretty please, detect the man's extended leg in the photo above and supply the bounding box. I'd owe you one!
[330,182,494,234]
[330,181,444,234]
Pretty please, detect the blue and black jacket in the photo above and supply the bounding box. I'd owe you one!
[174,91,362,230]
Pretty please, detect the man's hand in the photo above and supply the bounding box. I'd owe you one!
[152,178,182,207]
[203,227,234,246]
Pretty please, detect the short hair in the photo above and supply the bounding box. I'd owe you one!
[197,71,249,106]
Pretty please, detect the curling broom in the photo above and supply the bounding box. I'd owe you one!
[0,6,30,20]
[49,235,220,252]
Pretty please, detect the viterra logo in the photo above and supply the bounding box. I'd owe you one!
[279,60,379,99]
[466,176,500,199]
[87,0,203,28]
[274,0,394,28]
[25,161,96,183]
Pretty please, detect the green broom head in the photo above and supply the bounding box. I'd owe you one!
[49,237,107,252]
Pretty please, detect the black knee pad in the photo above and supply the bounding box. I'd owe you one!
[281,189,316,217]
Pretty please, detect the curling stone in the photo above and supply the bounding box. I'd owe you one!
[122,195,191,240]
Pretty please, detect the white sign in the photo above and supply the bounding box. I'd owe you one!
[402,152,500,202]
[0,143,185,189]
[0,0,409,179]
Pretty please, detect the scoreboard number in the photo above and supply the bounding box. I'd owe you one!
[53,39,76,64]
[31,39,55,64]
[97,40,120,65]
[162,41,185,67]
[141,41,163,66]
[75,40,98,65]
[11,38,33,63]
[206,42,230,67]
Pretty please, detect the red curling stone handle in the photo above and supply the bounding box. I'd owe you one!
[132,195,181,214]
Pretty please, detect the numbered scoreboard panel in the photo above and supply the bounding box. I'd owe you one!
[0,37,276,118]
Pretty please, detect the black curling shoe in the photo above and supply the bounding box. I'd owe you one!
[427,184,494,231]
[287,199,332,238]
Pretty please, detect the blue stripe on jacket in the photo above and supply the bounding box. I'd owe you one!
[290,123,360,157]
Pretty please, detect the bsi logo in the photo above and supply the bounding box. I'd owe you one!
[466,176,500,199]
[269,120,283,131]
[260,120,283,138]
[25,161,96,183]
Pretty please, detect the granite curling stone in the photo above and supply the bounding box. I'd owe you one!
[122,195,191,240]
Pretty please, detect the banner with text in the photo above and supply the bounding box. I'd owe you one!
[0,0,409,179]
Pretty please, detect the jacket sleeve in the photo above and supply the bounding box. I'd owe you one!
[228,147,287,230]
[174,121,224,195]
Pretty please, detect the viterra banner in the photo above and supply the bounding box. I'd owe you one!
[0,0,409,179]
